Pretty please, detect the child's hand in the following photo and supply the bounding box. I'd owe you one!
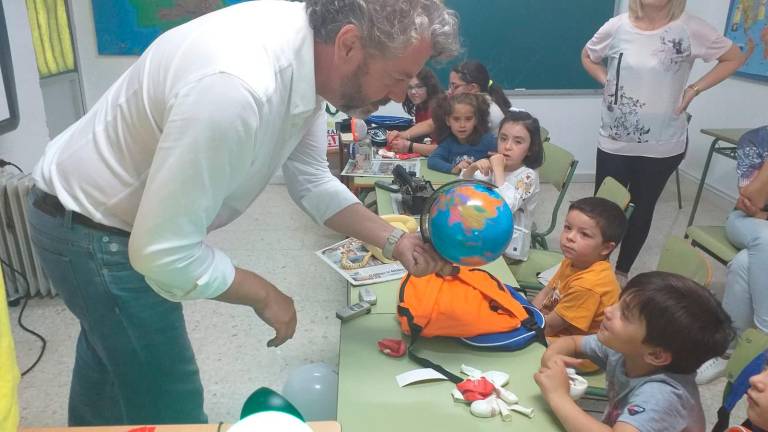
[489,153,505,172]
[534,357,572,402]
[387,130,404,145]
[541,353,585,371]
[452,160,471,174]
[470,159,492,176]
[390,138,411,153]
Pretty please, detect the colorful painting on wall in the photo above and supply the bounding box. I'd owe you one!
[92,0,248,55]
[725,0,768,81]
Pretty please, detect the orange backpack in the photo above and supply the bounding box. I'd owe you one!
[397,267,540,338]
[396,267,546,383]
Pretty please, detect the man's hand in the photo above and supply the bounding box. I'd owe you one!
[254,284,297,347]
[216,269,297,348]
[392,232,446,276]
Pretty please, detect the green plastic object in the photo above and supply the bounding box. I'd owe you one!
[240,387,305,421]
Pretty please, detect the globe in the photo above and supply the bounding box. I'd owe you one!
[422,180,514,267]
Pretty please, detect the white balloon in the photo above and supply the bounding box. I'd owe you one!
[281,362,338,421]
[228,412,312,432]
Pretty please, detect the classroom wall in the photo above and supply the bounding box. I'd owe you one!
[70,1,135,109]
[0,2,50,172]
[64,1,768,199]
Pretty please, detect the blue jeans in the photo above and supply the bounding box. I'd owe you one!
[26,188,206,425]
[722,210,768,336]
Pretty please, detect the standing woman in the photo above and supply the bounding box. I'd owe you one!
[582,0,746,283]
[390,67,442,155]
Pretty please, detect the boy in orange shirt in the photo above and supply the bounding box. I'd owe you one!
[533,197,626,338]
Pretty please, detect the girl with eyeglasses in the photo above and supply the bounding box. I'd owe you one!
[389,68,442,155]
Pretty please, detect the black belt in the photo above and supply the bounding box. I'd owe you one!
[33,190,130,236]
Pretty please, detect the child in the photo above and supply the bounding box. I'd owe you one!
[535,272,733,432]
[740,361,768,431]
[460,110,544,261]
[389,67,442,156]
[532,197,626,338]
[427,93,496,174]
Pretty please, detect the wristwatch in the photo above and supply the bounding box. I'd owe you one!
[382,228,406,261]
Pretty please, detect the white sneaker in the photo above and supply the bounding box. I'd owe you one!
[696,356,728,385]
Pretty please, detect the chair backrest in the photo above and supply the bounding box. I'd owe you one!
[539,141,577,192]
[531,141,578,246]
[595,176,634,219]
[656,236,713,287]
[595,177,630,210]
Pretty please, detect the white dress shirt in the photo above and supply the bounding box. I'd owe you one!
[32,1,359,301]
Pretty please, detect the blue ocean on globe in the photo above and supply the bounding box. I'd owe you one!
[426,181,514,267]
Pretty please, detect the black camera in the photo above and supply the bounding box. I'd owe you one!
[392,165,435,215]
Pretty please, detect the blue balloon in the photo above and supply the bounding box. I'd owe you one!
[423,180,514,266]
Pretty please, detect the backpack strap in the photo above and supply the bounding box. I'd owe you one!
[398,272,464,384]
[466,268,529,321]
[711,350,767,432]
[470,268,547,348]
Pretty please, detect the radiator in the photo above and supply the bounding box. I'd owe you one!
[0,168,55,297]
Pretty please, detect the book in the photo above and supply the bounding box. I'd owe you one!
[316,237,406,286]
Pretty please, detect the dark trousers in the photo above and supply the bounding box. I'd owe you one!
[595,148,685,273]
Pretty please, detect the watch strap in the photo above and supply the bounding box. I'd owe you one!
[382,228,406,260]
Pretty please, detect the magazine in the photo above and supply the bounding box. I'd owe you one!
[340,148,421,177]
[316,237,406,286]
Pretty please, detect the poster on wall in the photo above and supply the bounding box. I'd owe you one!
[725,0,768,81]
[0,1,19,135]
[92,0,249,55]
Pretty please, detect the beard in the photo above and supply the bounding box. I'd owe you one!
[337,60,390,118]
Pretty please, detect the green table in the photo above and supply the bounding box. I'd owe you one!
[337,314,564,432]
[352,158,457,188]
[686,128,747,227]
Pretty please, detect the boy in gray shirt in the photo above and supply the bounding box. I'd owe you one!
[535,272,733,432]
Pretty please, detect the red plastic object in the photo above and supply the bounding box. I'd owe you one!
[456,377,495,401]
[377,338,407,357]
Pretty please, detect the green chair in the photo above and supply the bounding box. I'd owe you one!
[531,141,578,250]
[685,225,740,266]
[656,236,713,287]
[509,176,632,295]
[595,176,635,219]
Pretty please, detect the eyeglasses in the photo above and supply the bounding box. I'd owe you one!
[448,82,467,92]
[407,84,427,92]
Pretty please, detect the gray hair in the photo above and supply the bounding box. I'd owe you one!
[305,0,460,60]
